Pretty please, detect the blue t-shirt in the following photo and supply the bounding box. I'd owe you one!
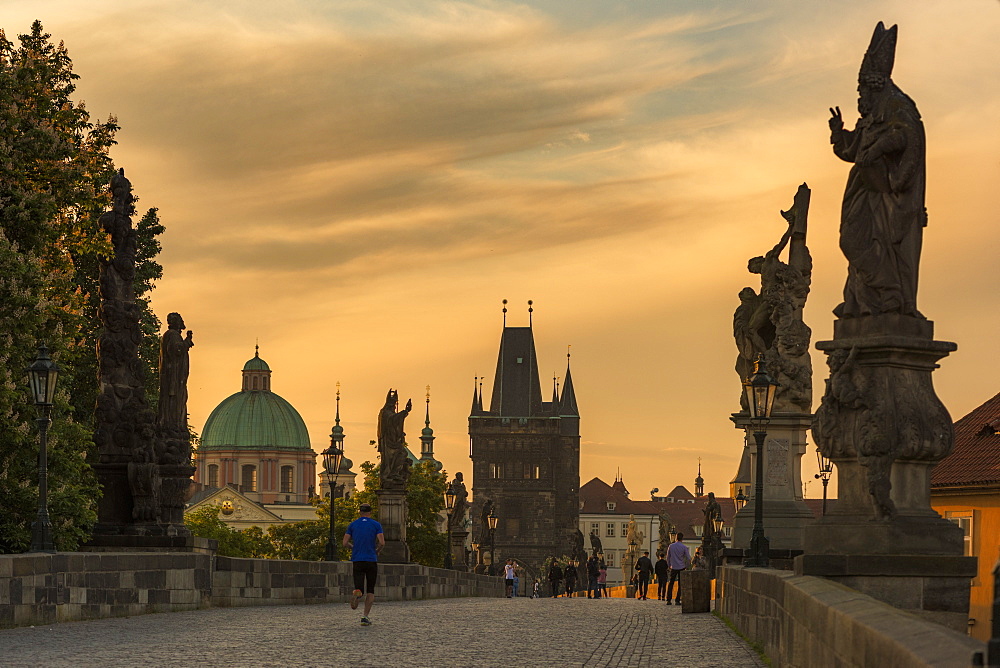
[346,517,383,562]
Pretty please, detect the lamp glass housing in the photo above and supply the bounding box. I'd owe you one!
[444,483,456,511]
[26,345,60,406]
[743,354,778,421]
[322,444,343,475]
[487,511,498,531]
[816,448,833,476]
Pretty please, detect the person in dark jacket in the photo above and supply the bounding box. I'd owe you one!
[635,550,654,600]
[564,560,578,597]
[586,554,601,599]
[654,552,670,600]
[548,561,563,598]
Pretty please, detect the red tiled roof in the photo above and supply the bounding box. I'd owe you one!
[932,391,1000,488]
[666,485,694,500]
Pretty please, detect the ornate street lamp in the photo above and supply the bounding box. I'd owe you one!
[734,488,747,512]
[668,527,677,544]
[487,509,498,576]
[322,443,344,561]
[443,482,456,569]
[815,448,834,516]
[26,344,60,553]
[743,354,778,568]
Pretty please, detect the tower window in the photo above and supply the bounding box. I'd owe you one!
[280,466,294,493]
[491,463,503,479]
[606,502,616,511]
[208,464,219,488]
[242,465,257,492]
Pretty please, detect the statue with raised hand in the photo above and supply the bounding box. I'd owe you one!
[377,389,412,490]
[829,22,926,320]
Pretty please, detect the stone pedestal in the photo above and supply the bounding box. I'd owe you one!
[450,530,469,572]
[377,488,410,563]
[730,413,814,551]
[681,569,711,613]
[802,315,971,626]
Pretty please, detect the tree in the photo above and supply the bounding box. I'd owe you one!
[183,506,265,558]
[0,21,165,552]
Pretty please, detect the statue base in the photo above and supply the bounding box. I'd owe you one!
[449,529,469,572]
[377,488,410,563]
[810,315,959,557]
[730,413,814,551]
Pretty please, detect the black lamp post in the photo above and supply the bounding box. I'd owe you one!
[443,482,456,569]
[26,344,60,553]
[815,448,834,516]
[322,443,344,561]
[743,354,778,568]
[487,509,498,576]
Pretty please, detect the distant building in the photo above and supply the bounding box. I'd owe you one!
[190,347,320,526]
[579,475,736,585]
[931,391,1000,641]
[469,307,580,578]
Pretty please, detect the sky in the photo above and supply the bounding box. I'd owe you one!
[6,0,999,503]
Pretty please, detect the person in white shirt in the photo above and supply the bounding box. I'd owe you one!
[504,559,516,598]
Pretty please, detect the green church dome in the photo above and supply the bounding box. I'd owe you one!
[200,349,311,451]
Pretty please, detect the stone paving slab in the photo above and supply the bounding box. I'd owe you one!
[0,597,765,667]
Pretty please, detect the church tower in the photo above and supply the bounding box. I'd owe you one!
[469,301,581,576]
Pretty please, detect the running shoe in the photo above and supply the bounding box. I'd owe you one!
[361,616,372,626]
[350,589,363,610]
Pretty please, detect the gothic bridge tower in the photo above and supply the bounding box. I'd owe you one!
[469,301,580,576]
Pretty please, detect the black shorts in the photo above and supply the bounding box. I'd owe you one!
[353,561,378,594]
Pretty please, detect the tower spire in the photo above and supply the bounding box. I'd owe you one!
[528,300,533,328]
[502,299,508,327]
[695,457,705,497]
[559,346,578,416]
[419,384,442,470]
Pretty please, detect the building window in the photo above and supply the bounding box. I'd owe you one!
[606,523,615,537]
[621,523,628,537]
[946,512,974,556]
[280,466,294,493]
[591,523,599,535]
[208,464,219,488]
[724,526,732,538]
[605,552,615,567]
[606,502,616,511]
[693,525,704,537]
[252,376,259,390]
[241,465,257,492]
[491,463,503,479]
[533,465,541,479]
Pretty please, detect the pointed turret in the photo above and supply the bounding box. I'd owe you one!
[470,376,484,415]
[559,350,579,416]
[419,386,443,471]
[488,324,543,417]
[695,458,704,497]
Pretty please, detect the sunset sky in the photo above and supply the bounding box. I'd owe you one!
[7,1,999,503]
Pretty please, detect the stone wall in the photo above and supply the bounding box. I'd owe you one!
[0,553,503,629]
[717,565,983,668]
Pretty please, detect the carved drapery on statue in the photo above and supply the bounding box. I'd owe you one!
[377,389,412,490]
[828,22,926,320]
[701,492,722,540]
[734,184,813,413]
[92,169,193,538]
[589,529,603,557]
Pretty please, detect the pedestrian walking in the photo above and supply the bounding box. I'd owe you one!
[635,550,653,600]
[665,532,691,605]
[564,560,578,597]
[654,552,670,600]
[513,567,520,597]
[504,559,516,597]
[597,563,608,598]
[342,503,384,626]
[548,560,563,598]
[586,554,601,598]
[532,580,541,598]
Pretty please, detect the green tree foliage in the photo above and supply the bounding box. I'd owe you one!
[183,506,270,558]
[0,21,164,552]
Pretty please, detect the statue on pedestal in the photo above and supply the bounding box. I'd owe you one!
[377,389,412,490]
[448,472,468,531]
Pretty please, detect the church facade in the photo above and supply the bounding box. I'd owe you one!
[469,309,580,577]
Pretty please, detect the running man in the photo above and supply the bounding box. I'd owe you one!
[343,503,385,625]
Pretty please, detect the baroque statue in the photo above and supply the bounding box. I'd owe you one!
[828,21,926,320]
[448,471,469,531]
[377,388,412,490]
[734,184,813,413]
[589,528,603,557]
[702,492,722,540]
[157,312,194,433]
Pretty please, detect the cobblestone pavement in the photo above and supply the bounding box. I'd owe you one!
[0,597,765,667]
